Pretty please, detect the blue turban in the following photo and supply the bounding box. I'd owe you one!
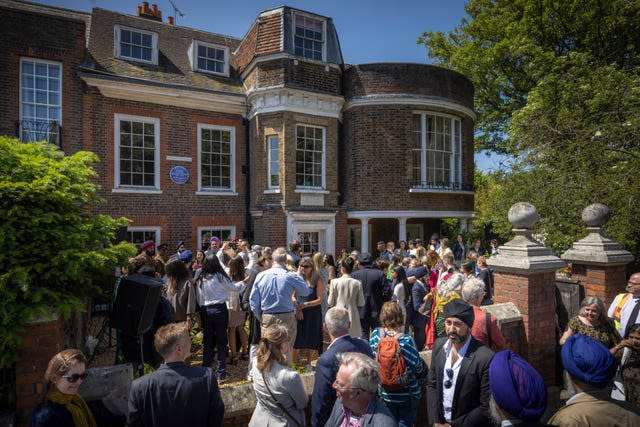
[179,249,193,263]
[561,334,616,388]
[406,266,428,279]
[489,350,547,421]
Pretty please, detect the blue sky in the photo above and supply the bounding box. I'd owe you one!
[33,0,507,171]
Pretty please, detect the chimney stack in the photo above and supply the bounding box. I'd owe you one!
[136,2,162,22]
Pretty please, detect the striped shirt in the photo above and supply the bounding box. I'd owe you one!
[369,328,425,403]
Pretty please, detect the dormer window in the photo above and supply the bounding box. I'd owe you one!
[294,14,325,61]
[190,41,229,76]
[114,25,158,64]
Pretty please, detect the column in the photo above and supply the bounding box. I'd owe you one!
[561,204,633,306]
[398,217,408,243]
[359,217,370,254]
[488,202,564,384]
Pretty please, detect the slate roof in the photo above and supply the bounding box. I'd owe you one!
[85,7,243,95]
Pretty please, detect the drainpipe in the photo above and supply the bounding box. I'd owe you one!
[243,117,252,241]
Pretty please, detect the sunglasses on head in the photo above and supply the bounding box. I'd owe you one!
[62,372,87,383]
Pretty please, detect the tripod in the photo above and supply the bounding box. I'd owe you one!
[88,315,113,364]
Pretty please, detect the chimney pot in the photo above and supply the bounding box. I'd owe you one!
[142,2,149,13]
[168,16,174,25]
[137,5,142,15]
[151,4,158,14]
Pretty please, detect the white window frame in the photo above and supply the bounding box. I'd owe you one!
[412,112,462,190]
[295,124,326,191]
[197,123,236,194]
[114,24,158,65]
[114,114,161,192]
[127,227,161,248]
[267,135,280,191]
[189,40,229,77]
[293,12,326,62]
[197,226,236,250]
[19,58,62,146]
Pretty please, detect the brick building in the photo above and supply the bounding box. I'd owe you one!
[0,0,475,255]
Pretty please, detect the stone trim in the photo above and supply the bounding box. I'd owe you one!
[344,94,476,120]
[247,86,344,120]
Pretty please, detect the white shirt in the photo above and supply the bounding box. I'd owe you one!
[442,336,472,423]
[196,273,243,306]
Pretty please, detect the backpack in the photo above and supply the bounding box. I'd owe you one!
[381,278,393,302]
[376,328,409,391]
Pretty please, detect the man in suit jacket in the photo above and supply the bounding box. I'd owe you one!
[351,252,389,339]
[427,299,494,427]
[128,323,225,427]
[311,307,373,427]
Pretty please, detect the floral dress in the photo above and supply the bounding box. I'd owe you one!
[568,316,620,349]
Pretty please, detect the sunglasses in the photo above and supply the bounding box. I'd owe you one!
[62,372,88,383]
[444,368,454,389]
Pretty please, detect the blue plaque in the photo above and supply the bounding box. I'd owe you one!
[169,166,189,184]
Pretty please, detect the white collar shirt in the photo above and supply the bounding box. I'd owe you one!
[442,336,472,423]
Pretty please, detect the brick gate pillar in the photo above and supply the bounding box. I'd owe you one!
[487,203,564,384]
[561,204,633,307]
[15,312,64,425]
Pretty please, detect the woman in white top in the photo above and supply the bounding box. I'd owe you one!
[195,254,243,382]
[327,257,365,338]
[250,324,308,427]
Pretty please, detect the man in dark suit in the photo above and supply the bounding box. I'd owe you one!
[311,307,373,427]
[427,299,494,427]
[128,323,224,427]
[351,252,389,339]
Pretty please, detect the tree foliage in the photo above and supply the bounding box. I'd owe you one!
[419,0,640,154]
[420,0,640,265]
[0,137,135,369]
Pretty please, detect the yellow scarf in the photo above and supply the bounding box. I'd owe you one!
[47,388,97,427]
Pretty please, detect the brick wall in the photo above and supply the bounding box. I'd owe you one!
[0,7,87,153]
[570,263,628,307]
[84,90,247,248]
[15,314,64,415]
[342,105,474,212]
[494,271,557,383]
[344,63,474,108]
[249,111,340,211]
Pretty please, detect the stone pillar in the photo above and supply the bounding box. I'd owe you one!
[398,217,408,242]
[15,312,64,422]
[487,203,564,384]
[359,217,370,253]
[561,204,633,306]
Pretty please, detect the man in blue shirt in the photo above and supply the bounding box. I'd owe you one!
[250,247,310,361]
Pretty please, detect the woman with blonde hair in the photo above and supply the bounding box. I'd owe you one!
[293,256,324,369]
[250,325,308,427]
[31,349,97,427]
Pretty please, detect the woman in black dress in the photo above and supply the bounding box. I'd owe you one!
[292,256,324,371]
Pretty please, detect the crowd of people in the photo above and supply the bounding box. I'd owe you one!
[29,234,640,426]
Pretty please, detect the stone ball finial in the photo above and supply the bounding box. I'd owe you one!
[582,203,610,227]
[508,202,539,229]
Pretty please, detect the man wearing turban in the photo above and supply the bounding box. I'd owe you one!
[549,334,640,426]
[427,299,494,427]
[488,350,548,426]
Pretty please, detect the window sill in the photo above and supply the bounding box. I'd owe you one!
[112,188,162,194]
[294,188,330,194]
[264,189,281,194]
[409,188,474,195]
[196,191,239,196]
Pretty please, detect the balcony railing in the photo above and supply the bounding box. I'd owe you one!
[411,181,474,192]
[15,120,61,147]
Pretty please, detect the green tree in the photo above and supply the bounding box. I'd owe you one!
[420,0,640,263]
[419,0,640,154]
[0,137,135,370]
